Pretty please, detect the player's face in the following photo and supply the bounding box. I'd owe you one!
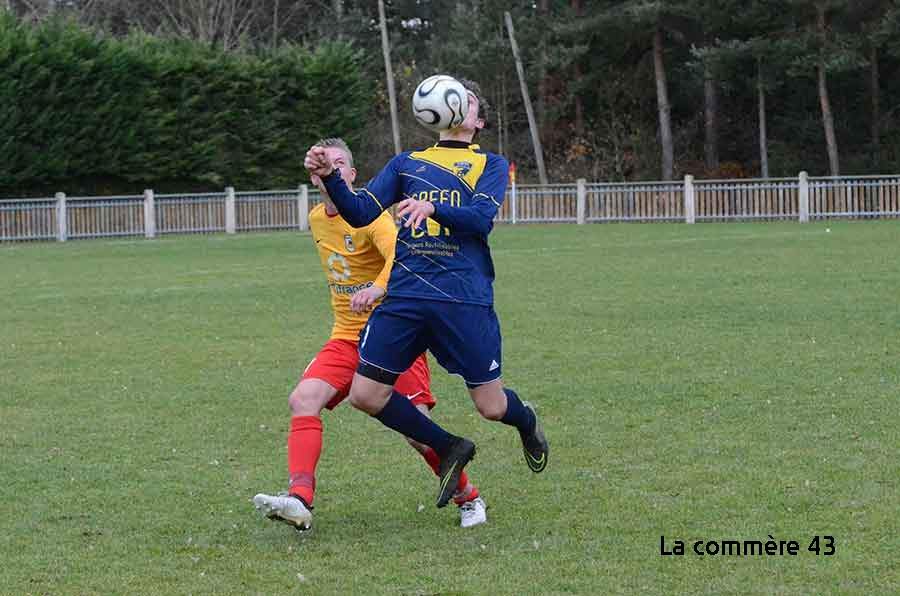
[312,146,357,195]
[459,91,485,134]
[325,146,357,187]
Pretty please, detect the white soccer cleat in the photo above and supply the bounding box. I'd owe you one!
[253,492,312,532]
[459,497,487,529]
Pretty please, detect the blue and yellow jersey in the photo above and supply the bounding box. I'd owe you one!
[321,141,508,306]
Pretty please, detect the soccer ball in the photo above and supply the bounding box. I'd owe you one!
[412,75,469,132]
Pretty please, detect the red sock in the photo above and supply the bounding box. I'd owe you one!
[453,484,479,506]
[420,447,475,501]
[287,416,323,506]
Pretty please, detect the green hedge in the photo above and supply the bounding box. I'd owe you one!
[0,15,370,197]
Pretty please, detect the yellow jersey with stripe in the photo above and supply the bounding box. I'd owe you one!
[320,141,509,306]
[308,203,397,341]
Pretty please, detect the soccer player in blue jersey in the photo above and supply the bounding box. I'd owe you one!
[304,79,548,508]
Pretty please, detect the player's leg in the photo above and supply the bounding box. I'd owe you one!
[468,380,548,473]
[397,356,486,527]
[253,340,355,531]
[405,411,486,528]
[284,378,336,506]
[350,299,477,507]
[426,302,548,473]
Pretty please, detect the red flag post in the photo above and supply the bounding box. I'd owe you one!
[509,161,517,224]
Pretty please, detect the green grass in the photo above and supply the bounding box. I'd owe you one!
[1,222,898,595]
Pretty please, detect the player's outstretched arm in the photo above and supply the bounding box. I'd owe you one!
[304,146,404,228]
[427,155,509,236]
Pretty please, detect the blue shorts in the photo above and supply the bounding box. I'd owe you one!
[357,298,502,388]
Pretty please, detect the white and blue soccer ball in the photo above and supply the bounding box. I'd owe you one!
[412,75,469,132]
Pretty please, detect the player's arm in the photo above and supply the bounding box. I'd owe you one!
[368,213,398,291]
[306,147,404,228]
[397,154,509,236]
[349,215,396,313]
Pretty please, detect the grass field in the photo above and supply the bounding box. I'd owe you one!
[1,221,898,595]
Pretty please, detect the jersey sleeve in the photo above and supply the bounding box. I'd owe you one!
[321,153,408,228]
[430,153,509,236]
[367,213,398,291]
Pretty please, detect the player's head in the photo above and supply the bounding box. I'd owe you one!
[456,78,490,140]
[312,137,357,191]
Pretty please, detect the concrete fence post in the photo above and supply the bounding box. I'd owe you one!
[798,171,810,223]
[576,178,587,225]
[298,185,309,231]
[143,189,156,239]
[55,192,67,241]
[225,186,236,234]
[684,175,696,224]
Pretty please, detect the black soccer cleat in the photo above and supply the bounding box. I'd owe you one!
[436,437,477,508]
[520,404,548,473]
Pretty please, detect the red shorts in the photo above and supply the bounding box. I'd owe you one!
[301,339,436,410]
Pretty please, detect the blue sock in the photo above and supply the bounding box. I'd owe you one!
[500,388,536,436]
[375,391,455,454]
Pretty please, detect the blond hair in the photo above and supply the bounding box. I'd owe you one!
[316,137,354,168]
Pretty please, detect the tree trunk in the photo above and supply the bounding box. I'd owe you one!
[497,103,504,156]
[653,26,674,180]
[870,44,880,167]
[378,0,402,155]
[271,0,279,48]
[498,76,507,156]
[817,4,839,176]
[538,0,548,131]
[506,11,548,184]
[333,0,343,40]
[817,62,840,176]
[703,61,719,172]
[757,58,769,178]
[572,0,584,135]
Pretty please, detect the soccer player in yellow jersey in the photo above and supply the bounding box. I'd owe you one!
[253,138,486,530]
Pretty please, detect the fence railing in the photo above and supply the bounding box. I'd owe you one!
[492,173,900,225]
[2,173,899,242]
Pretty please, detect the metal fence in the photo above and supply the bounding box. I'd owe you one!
[2,173,899,243]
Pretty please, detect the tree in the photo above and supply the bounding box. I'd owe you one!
[785,1,866,176]
[599,1,696,180]
[689,0,796,177]
[842,0,893,166]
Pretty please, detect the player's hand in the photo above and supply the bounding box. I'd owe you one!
[397,198,435,230]
[304,146,334,178]
[350,285,385,313]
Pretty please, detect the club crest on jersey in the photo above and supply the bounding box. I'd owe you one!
[454,161,472,178]
[344,234,355,252]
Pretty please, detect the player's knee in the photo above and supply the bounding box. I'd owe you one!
[470,380,506,420]
[474,397,506,421]
[348,388,379,414]
[287,387,304,413]
[289,383,325,416]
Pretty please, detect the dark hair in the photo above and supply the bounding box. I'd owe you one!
[456,78,490,130]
